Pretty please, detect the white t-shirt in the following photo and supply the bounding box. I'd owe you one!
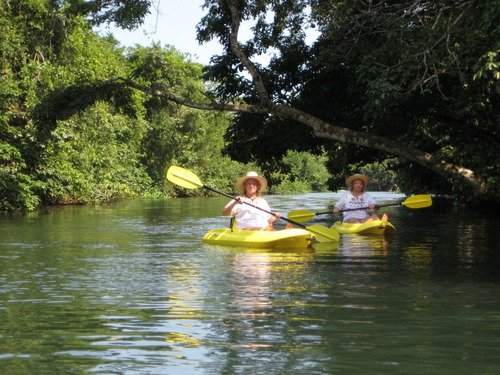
[225,197,272,230]
[334,191,378,222]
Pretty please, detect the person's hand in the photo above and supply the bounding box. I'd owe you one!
[333,207,339,214]
[269,212,281,223]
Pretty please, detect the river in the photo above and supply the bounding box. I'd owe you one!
[1,192,499,374]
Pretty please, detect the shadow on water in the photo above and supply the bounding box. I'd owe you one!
[1,194,500,374]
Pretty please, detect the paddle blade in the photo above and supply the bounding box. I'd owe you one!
[167,166,204,190]
[287,210,316,223]
[401,194,432,209]
[307,225,340,243]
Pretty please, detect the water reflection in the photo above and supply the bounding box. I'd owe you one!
[1,196,500,374]
[339,234,392,254]
[200,246,335,373]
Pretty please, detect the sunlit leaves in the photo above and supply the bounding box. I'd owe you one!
[473,50,500,93]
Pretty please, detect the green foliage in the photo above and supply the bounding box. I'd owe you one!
[314,1,500,201]
[272,150,331,194]
[201,0,499,203]
[222,113,326,182]
[36,102,152,204]
[0,2,219,210]
[3,0,499,211]
[0,143,40,211]
[124,44,251,197]
[474,50,500,93]
[67,0,151,30]
[359,163,397,192]
[0,1,258,210]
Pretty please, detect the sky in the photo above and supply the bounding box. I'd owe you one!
[94,0,225,65]
[95,0,317,65]
[95,0,319,66]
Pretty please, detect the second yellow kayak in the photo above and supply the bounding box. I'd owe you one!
[332,220,396,235]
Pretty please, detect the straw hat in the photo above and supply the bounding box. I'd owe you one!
[236,171,268,192]
[345,173,370,188]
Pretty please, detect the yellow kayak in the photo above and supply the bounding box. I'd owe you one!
[332,220,396,235]
[203,228,316,248]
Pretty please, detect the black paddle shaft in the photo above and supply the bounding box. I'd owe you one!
[316,203,389,215]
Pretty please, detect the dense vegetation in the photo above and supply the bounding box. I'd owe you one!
[0,1,331,210]
[1,0,498,211]
[197,0,499,204]
[0,2,240,210]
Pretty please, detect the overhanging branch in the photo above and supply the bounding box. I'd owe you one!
[108,76,489,196]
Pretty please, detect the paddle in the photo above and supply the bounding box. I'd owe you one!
[288,195,433,222]
[166,166,339,242]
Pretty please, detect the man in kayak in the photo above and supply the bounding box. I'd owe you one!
[222,171,282,230]
[333,173,389,223]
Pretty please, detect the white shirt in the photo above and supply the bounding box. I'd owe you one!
[334,191,378,222]
[225,197,272,230]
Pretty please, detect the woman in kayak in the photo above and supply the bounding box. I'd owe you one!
[333,174,388,223]
[222,171,282,230]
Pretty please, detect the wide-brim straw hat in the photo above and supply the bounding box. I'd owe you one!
[236,171,268,192]
[345,174,370,188]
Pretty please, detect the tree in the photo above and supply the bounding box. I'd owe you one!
[110,0,498,205]
[306,0,500,199]
[272,150,332,194]
[68,0,151,30]
[1,1,242,210]
[3,0,498,209]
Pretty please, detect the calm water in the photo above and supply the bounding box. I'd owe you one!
[1,193,499,374]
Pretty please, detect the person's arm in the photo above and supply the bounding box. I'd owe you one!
[222,197,242,216]
[333,193,346,213]
[366,194,379,210]
[258,198,281,225]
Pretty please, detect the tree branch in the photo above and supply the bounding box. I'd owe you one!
[108,76,489,196]
[108,77,267,114]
